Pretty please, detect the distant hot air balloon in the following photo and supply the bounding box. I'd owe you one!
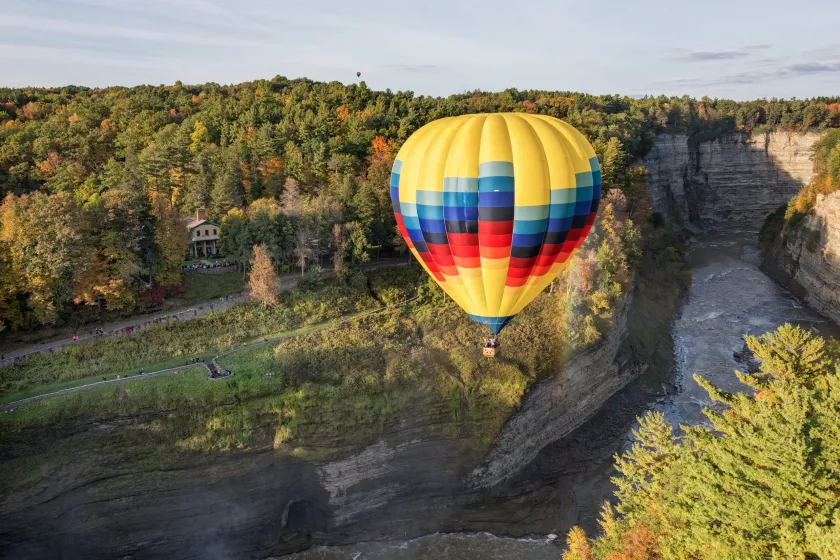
[390,113,601,341]
[356,71,361,78]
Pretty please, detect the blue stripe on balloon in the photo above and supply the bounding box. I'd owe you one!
[468,313,514,334]
[479,161,514,177]
[550,189,576,204]
[403,214,420,230]
[478,190,515,207]
[443,191,478,207]
[416,190,444,206]
[513,219,548,235]
[406,228,425,243]
[478,176,515,193]
[390,172,401,189]
[575,200,592,216]
[575,171,593,188]
[443,176,478,192]
[576,185,593,202]
[392,160,404,173]
[418,217,447,233]
[417,203,444,220]
[444,206,478,221]
[511,232,545,247]
[548,216,573,232]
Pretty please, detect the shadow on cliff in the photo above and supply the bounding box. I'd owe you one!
[761,205,840,331]
[646,132,817,233]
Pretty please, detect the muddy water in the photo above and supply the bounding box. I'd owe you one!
[289,230,838,559]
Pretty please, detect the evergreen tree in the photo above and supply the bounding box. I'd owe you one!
[571,324,840,560]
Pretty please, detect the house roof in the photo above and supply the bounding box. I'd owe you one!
[185,218,221,230]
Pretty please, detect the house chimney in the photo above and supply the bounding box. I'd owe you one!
[196,208,206,221]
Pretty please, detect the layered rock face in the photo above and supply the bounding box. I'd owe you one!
[762,191,840,325]
[0,299,643,560]
[644,132,821,230]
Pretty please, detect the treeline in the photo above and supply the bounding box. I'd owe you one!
[562,324,840,559]
[1,77,838,331]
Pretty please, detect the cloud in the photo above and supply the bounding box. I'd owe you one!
[674,44,772,63]
[677,50,752,62]
[656,59,840,89]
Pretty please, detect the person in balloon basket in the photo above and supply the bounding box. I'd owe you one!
[484,334,499,349]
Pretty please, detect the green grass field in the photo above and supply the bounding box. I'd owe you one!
[0,353,217,405]
[180,269,245,304]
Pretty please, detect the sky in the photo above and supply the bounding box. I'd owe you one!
[1,0,839,100]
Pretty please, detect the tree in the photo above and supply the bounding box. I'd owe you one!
[210,149,244,218]
[563,527,594,560]
[0,192,86,323]
[151,193,189,286]
[248,243,280,308]
[294,226,317,276]
[579,324,840,560]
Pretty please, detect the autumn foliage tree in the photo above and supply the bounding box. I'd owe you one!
[248,243,280,307]
[565,324,840,560]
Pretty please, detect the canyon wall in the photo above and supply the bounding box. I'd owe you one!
[644,132,821,230]
[0,297,644,560]
[762,191,840,326]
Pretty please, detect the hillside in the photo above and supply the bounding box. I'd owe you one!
[1,80,838,332]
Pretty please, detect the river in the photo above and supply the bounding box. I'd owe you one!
[287,230,838,559]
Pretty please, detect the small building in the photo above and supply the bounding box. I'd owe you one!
[185,208,221,258]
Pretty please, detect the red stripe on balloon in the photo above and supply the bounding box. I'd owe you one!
[505,275,529,287]
[394,213,414,249]
[479,220,514,235]
[450,243,480,259]
[508,256,538,269]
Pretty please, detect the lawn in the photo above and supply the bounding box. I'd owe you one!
[180,269,245,304]
[0,353,217,405]
[0,267,425,399]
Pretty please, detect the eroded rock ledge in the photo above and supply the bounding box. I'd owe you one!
[762,191,840,325]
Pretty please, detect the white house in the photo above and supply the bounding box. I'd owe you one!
[184,208,221,258]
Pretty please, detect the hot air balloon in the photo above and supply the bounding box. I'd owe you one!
[390,113,601,352]
[356,71,361,78]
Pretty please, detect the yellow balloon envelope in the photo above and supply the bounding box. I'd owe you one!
[390,113,601,333]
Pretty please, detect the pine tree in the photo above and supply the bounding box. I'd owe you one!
[248,243,279,307]
[582,324,840,560]
[563,527,594,560]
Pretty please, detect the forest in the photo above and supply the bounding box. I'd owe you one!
[1,76,839,332]
[563,324,840,559]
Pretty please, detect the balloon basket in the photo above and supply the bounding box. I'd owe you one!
[482,347,497,358]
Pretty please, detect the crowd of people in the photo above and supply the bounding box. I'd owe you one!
[181,260,235,271]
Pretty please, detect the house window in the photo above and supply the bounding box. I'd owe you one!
[205,229,209,236]
[196,230,201,237]
[213,228,217,235]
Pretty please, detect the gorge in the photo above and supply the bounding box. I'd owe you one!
[2,130,838,560]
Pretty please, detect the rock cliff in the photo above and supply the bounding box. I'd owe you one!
[644,132,821,230]
[761,191,840,325]
[0,297,646,559]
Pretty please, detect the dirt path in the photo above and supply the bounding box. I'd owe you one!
[0,266,419,412]
[0,259,410,365]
